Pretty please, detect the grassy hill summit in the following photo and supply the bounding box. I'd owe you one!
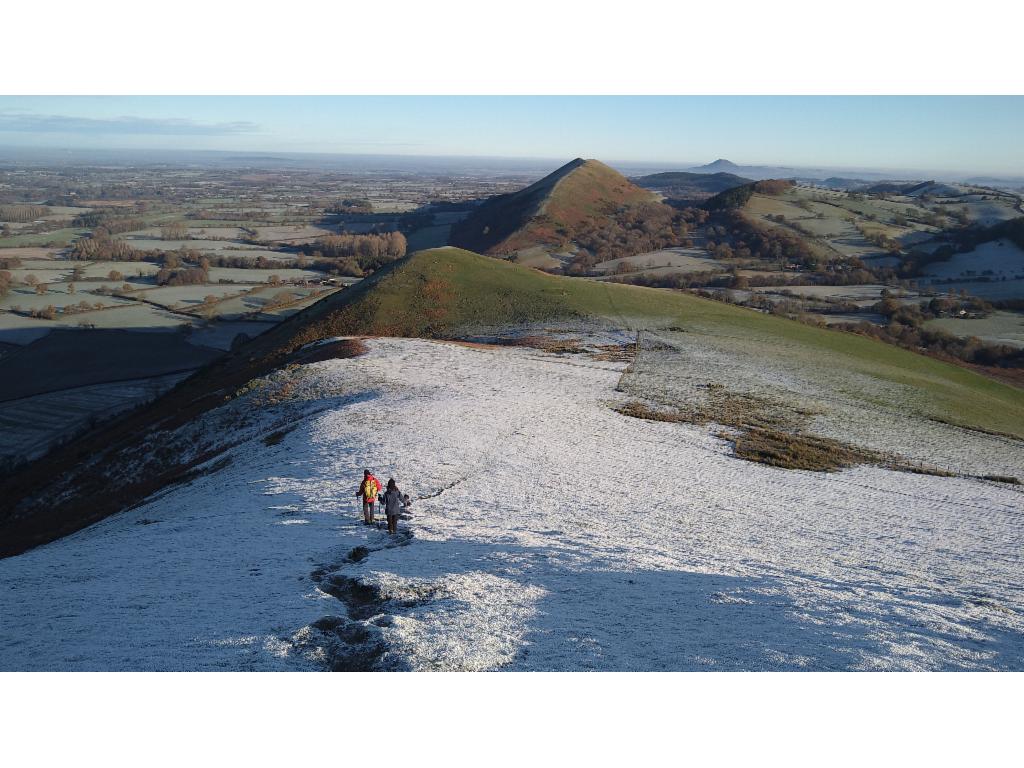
[449,158,682,270]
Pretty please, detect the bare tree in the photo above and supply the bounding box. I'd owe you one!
[160,222,189,240]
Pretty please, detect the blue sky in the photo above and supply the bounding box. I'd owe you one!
[0,96,1021,175]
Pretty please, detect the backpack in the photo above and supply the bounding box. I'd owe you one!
[363,478,379,500]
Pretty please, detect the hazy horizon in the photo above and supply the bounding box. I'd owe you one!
[1,96,1022,178]
[0,143,1020,184]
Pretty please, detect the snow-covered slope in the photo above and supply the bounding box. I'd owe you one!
[2,338,1022,670]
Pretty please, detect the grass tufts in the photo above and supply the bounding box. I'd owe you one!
[722,427,882,472]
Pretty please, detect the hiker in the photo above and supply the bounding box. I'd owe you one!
[356,469,381,525]
[381,478,404,535]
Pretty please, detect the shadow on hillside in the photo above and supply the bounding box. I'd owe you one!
[325,530,1024,671]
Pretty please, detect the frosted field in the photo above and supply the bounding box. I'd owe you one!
[748,190,951,265]
[1,286,128,312]
[6,261,159,283]
[38,206,91,219]
[746,195,811,220]
[139,284,249,309]
[7,263,78,282]
[79,261,160,279]
[185,320,274,351]
[123,227,246,240]
[204,250,298,263]
[46,303,190,330]
[206,267,324,283]
[0,313,55,345]
[924,278,1024,301]
[255,225,335,242]
[925,311,1024,348]
[0,372,191,463]
[752,284,899,301]
[1,337,1021,671]
[119,238,269,252]
[0,247,63,260]
[957,200,1020,227]
[924,239,1024,279]
[595,247,723,274]
[211,285,326,319]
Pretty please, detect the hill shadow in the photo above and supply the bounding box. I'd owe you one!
[320,530,1024,671]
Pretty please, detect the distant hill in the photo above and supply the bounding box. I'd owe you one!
[818,177,873,190]
[687,158,799,180]
[449,158,674,265]
[903,181,962,197]
[690,159,742,173]
[632,170,752,199]
[703,179,795,211]
[861,180,965,197]
[688,158,812,181]
[863,181,918,194]
[964,175,1024,188]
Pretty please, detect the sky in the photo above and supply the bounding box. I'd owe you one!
[0,96,1021,176]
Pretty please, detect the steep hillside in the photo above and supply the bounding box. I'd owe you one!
[449,158,677,266]
[446,158,588,254]
[2,246,1023,557]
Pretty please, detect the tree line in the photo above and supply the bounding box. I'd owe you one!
[0,204,50,223]
[299,231,407,273]
[562,204,692,274]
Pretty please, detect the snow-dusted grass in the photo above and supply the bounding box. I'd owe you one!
[957,199,1020,227]
[752,284,897,301]
[140,284,248,309]
[117,238,269,252]
[51,303,189,330]
[923,278,1024,301]
[594,247,723,275]
[924,239,1024,279]
[255,225,335,242]
[1,287,131,312]
[78,261,160,279]
[2,338,1021,671]
[628,328,1023,478]
[925,311,1024,348]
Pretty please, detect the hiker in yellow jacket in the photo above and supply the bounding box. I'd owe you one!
[356,469,381,525]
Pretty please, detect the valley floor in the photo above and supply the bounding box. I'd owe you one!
[1,337,1022,670]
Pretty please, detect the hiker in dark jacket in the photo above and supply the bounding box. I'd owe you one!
[381,478,404,535]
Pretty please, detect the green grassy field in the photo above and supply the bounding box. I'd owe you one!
[282,247,1024,438]
[0,228,88,248]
